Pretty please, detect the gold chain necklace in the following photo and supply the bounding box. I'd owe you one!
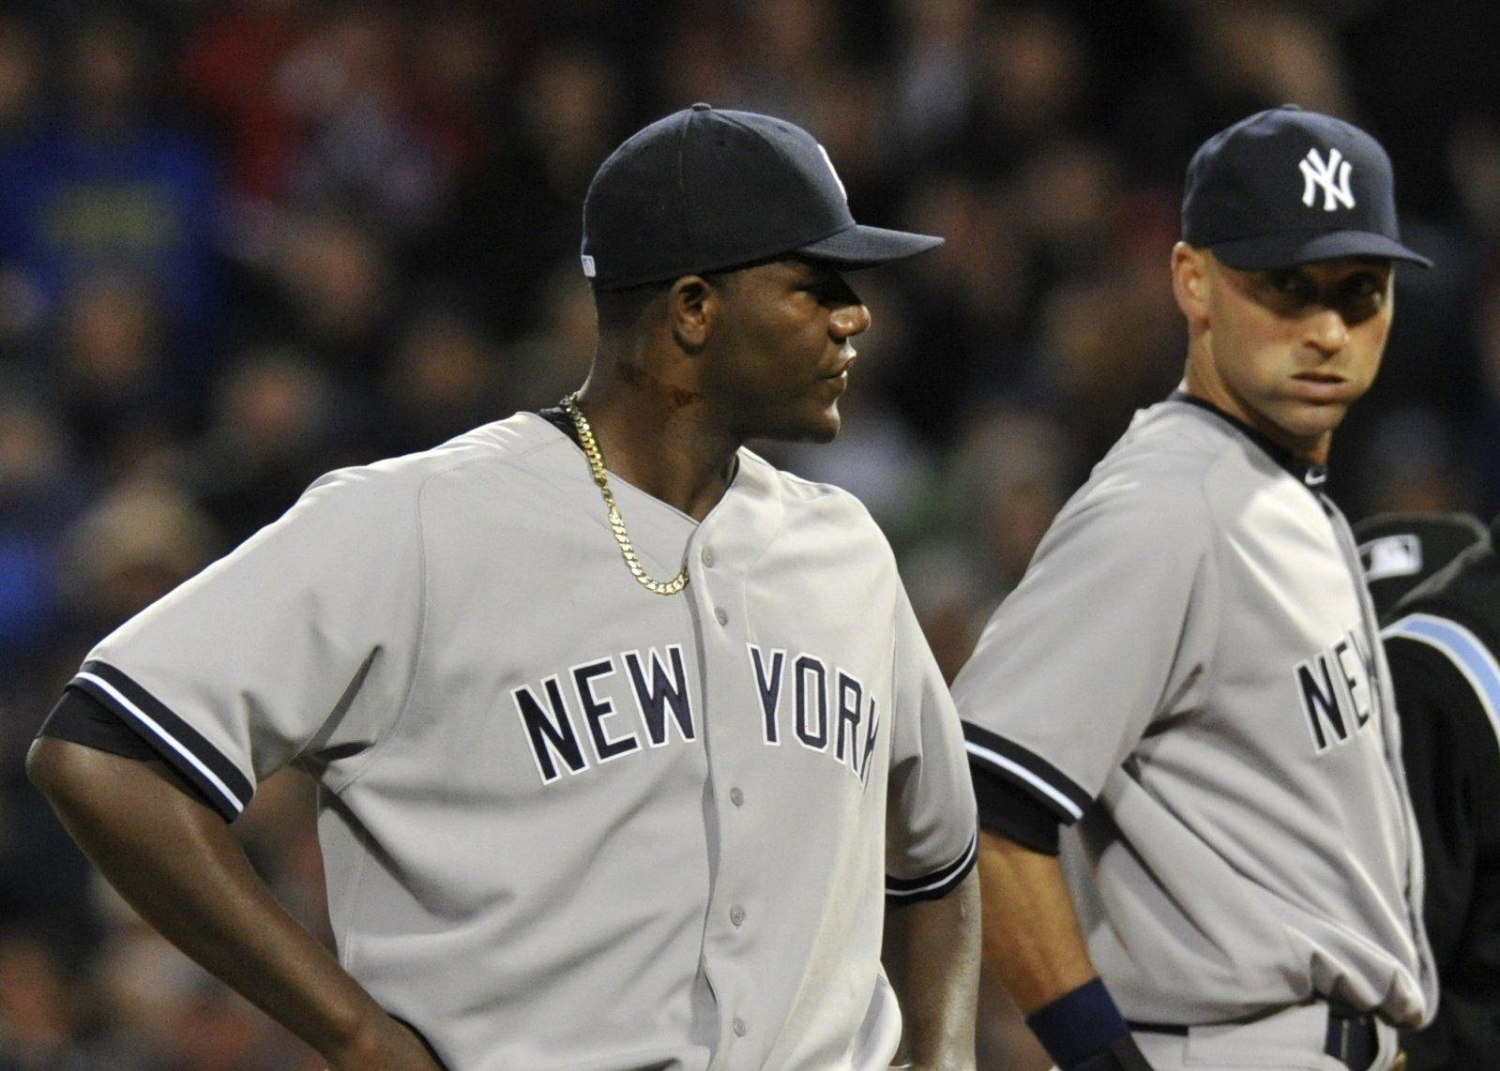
[560,393,690,596]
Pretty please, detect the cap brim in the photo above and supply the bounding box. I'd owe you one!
[797,223,944,268]
[1210,230,1432,270]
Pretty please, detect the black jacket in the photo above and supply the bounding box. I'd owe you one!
[1379,517,1500,1070]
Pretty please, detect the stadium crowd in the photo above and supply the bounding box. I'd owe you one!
[1,1,1498,1068]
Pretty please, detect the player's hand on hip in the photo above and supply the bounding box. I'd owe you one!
[1067,1035,1156,1071]
[324,1013,446,1071]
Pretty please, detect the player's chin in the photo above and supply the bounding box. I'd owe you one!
[1264,404,1349,456]
[1282,400,1353,439]
[806,417,841,444]
[803,397,843,442]
[759,401,842,444]
[806,378,850,439]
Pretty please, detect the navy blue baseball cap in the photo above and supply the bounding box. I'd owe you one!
[1182,105,1431,269]
[581,103,943,290]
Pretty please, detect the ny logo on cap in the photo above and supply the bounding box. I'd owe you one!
[817,144,848,203]
[1299,147,1355,211]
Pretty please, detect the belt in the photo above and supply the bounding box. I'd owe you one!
[1128,1008,1379,1071]
[1325,1009,1380,1071]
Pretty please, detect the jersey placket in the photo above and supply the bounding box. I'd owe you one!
[688,489,780,1068]
[1324,495,1432,966]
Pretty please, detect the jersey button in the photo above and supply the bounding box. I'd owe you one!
[714,607,729,626]
[729,905,745,927]
[701,546,716,567]
[733,1018,747,1037]
[729,787,744,807]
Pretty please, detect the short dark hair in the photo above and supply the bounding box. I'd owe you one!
[592,279,672,337]
[591,269,738,337]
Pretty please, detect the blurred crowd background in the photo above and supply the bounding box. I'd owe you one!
[2,1,1498,1068]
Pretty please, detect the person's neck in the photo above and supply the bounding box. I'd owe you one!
[569,380,739,522]
[1181,363,1330,464]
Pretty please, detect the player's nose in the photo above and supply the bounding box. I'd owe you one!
[1304,306,1349,356]
[830,303,872,339]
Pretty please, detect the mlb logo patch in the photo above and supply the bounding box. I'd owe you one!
[1360,533,1422,582]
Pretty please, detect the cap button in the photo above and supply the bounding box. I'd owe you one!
[691,102,712,111]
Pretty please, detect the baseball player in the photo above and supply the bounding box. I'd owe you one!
[1354,511,1500,1069]
[27,104,980,1071]
[953,106,1437,1071]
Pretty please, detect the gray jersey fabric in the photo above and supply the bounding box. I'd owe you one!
[72,413,978,1071]
[954,396,1436,1028]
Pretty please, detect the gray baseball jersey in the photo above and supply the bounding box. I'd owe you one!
[953,395,1436,1027]
[68,412,977,1070]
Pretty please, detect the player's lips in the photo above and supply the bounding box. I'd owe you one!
[1288,372,1355,403]
[822,348,857,379]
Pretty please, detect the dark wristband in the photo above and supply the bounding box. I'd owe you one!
[1072,1034,1155,1071]
[1025,977,1131,1069]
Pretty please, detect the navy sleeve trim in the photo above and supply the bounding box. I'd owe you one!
[973,765,1061,853]
[70,659,254,821]
[886,825,978,906]
[41,687,161,761]
[962,721,1091,823]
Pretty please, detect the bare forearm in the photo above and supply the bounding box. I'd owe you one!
[978,832,1156,1070]
[976,829,1097,1014]
[883,868,980,1071]
[26,738,435,1069]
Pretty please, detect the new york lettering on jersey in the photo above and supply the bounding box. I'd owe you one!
[1296,628,1378,752]
[514,642,882,786]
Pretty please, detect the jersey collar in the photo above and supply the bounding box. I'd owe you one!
[1169,390,1329,491]
[538,404,581,446]
[535,405,746,506]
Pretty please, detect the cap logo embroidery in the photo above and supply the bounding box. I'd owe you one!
[1299,147,1355,211]
[817,143,848,203]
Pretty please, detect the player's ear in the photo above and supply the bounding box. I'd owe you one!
[1171,241,1211,322]
[667,275,717,353]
